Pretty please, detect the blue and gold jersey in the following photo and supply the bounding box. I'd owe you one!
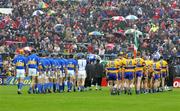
[67,59,78,70]
[13,55,27,69]
[39,58,49,71]
[27,54,39,69]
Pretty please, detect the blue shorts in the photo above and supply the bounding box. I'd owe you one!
[136,71,143,77]
[107,74,117,81]
[124,72,134,80]
[161,73,167,78]
[154,74,160,80]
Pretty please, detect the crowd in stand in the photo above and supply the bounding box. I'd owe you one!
[0,0,179,59]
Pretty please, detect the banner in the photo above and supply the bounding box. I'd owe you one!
[5,76,31,85]
[173,77,180,88]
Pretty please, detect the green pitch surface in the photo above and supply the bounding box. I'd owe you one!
[0,86,180,111]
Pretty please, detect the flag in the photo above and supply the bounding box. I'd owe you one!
[38,2,49,9]
[134,32,139,58]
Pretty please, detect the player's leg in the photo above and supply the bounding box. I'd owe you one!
[48,70,53,93]
[37,71,43,94]
[28,68,38,94]
[107,74,113,94]
[67,70,73,92]
[136,71,142,94]
[153,74,159,93]
[143,74,148,94]
[124,72,128,94]
[77,73,81,91]
[53,71,57,93]
[149,73,153,93]
[128,72,134,95]
[161,73,166,91]
[43,70,49,93]
[81,71,86,91]
[41,71,45,93]
[117,73,122,95]
[17,69,25,94]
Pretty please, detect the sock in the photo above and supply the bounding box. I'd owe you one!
[17,83,20,91]
[29,87,32,92]
[62,82,65,91]
[53,83,56,92]
[49,82,53,90]
[37,83,42,93]
[67,81,71,90]
[35,84,37,90]
[59,84,63,92]
[19,82,23,90]
[42,84,45,93]
[56,83,59,91]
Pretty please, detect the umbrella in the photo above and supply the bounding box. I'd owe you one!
[112,16,125,22]
[88,31,104,36]
[114,29,124,35]
[125,15,138,20]
[74,53,85,58]
[23,46,33,51]
[47,10,56,16]
[32,10,44,16]
[103,6,119,10]
[106,34,114,38]
[105,43,115,49]
[54,24,64,33]
[125,29,143,35]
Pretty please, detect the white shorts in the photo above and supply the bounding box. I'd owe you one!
[59,71,65,78]
[45,75,49,83]
[67,70,75,77]
[16,69,25,78]
[28,68,38,76]
[52,72,58,79]
[78,70,86,79]
[47,71,53,78]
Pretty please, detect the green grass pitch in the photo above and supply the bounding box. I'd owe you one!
[0,86,180,111]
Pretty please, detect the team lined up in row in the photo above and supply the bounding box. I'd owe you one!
[13,51,87,94]
[105,52,168,95]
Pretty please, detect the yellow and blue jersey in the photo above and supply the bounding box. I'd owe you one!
[135,58,145,72]
[159,60,168,72]
[122,58,136,72]
[145,60,153,73]
[106,60,119,74]
[13,55,27,69]
[115,58,123,73]
[152,61,161,74]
